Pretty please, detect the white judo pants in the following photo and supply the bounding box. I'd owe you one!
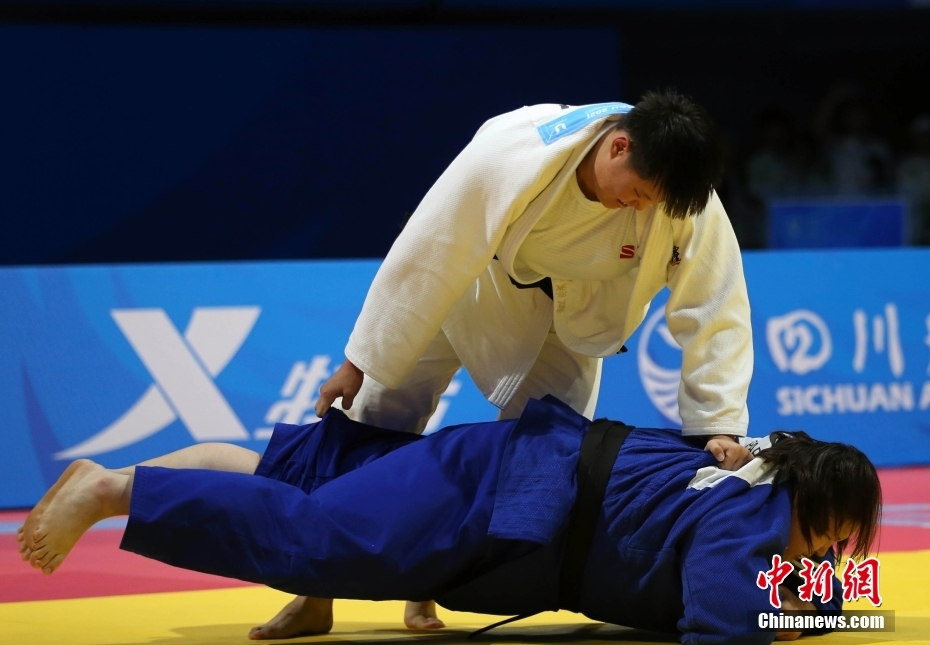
[346,325,602,434]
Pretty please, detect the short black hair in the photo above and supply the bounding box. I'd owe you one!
[757,431,882,560]
[619,89,724,219]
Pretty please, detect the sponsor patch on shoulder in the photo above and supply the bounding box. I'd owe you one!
[536,102,633,145]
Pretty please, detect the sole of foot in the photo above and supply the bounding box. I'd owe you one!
[20,460,87,551]
[28,460,120,575]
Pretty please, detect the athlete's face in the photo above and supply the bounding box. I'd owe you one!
[785,510,855,560]
[581,131,663,211]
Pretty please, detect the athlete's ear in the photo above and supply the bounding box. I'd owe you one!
[610,132,632,157]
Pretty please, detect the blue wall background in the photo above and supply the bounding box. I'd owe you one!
[2,249,929,508]
[0,24,618,265]
[3,8,929,265]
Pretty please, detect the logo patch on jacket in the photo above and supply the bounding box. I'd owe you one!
[619,245,636,259]
[536,102,633,145]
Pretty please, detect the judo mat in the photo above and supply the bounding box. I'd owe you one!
[3,466,930,645]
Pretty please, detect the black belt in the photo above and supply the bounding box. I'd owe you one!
[494,255,554,299]
[470,418,633,637]
[559,418,633,612]
[493,256,627,354]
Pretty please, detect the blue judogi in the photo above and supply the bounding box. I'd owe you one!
[120,397,841,645]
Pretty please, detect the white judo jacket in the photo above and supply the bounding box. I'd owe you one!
[345,103,753,436]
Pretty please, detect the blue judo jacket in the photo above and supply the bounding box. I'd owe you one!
[121,396,842,645]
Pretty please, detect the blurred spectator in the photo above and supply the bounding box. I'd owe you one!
[815,83,893,195]
[745,107,830,202]
[793,131,831,195]
[746,107,802,199]
[897,115,930,245]
[718,132,765,249]
[829,99,894,194]
[739,107,832,249]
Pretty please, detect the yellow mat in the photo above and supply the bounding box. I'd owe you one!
[3,550,928,645]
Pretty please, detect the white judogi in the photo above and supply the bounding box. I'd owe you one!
[345,103,753,436]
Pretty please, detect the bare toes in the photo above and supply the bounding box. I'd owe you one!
[406,616,445,630]
[32,527,48,545]
[42,555,63,575]
[30,546,50,566]
[249,625,280,640]
[249,626,270,640]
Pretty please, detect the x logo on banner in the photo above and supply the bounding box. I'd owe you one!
[56,307,260,459]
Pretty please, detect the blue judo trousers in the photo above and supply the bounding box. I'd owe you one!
[120,397,842,645]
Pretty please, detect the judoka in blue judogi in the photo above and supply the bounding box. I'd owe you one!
[19,396,881,645]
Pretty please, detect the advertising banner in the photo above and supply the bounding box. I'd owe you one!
[593,248,930,470]
[2,249,929,508]
[743,249,930,465]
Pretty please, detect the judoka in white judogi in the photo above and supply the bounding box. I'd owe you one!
[339,102,753,436]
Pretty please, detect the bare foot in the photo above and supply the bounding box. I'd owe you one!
[404,600,444,629]
[249,596,334,640]
[19,460,86,554]
[17,525,31,560]
[26,460,126,575]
